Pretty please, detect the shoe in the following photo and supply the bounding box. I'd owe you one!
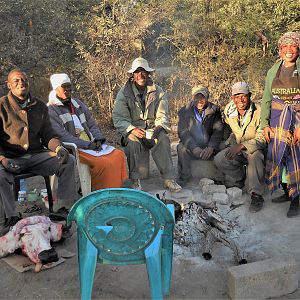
[131,179,142,191]
[0,215,22,236]
[287,197,299,218]
[272,194,290,203]
[164,179,182,192]
[249,193,264,213]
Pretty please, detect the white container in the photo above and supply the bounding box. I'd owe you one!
[18,190,27,203]
[145,129,154,139]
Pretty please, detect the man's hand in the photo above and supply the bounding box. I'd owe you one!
[152,126,164,140]
[199,147,214,160]
[131,128,145,139]
[94,140,103,150]
[192,147,203,158]
[1,158,21,173]
[263,126,274,143]
[88,140,103,151]
[224,144,245,160]
[55,146,69,164]
[294,127,300,145]
[141,137,156,149]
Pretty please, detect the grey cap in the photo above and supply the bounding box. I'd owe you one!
[231,82,250,95]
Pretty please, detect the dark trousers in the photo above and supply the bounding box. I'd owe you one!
[177,143,212,181]
[123,131,175,180]
[0,151,78,219]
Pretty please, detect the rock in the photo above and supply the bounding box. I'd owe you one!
[212,193,229,205]
[228,256,299,300]
[202,184,226,195]
[193,193,214,208]
[227,187,243,199]
[231,194,248,206]
[171,189,194,204]
[199,178,215,190]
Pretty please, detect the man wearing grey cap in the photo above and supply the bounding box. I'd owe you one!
[177,85,224,186]
[113,57,182,192]
[214,82,266,212]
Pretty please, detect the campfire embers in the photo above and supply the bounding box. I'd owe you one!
[173,202,247,265]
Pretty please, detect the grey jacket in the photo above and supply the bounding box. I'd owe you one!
[112,79,170,137]
[48,94,105,149]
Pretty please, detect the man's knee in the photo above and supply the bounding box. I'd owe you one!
[124,138,143,153]
[0,169,14,187]
[214,149,226,168]
[57,154,76,175]
[157,130,170,144]
[247,150,265,166]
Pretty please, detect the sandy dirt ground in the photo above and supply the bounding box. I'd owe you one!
[1,157,300,300]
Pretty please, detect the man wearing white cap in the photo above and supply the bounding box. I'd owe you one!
[0,69,78,235]
[177,85,224,186]
[48,73,128,191]
[214,82,266,213]
[113,57,182,192]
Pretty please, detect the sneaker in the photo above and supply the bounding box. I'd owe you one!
[287,197,299,218]
[249,193,264,213]
[131,179,142,191]
[164,179,182,192]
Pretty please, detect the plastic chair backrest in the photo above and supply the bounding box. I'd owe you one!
[68,188,174,264]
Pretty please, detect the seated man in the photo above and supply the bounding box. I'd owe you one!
[112,57,181,192]
[0,69,78,236]
[48,73,128,191]
[177,85,224,186]
[214,82,266,213]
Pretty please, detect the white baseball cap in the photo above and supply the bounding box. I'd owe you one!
[127,57,155,74]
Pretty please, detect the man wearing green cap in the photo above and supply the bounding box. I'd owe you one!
[177,85,223,186]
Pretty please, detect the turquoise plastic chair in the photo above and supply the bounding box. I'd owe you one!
[67,188,175,300]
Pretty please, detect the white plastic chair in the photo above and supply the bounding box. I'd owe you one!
[63,142,91,196]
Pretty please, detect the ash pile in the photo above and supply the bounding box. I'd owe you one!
[174,202,247,264]
[156,178,248,265]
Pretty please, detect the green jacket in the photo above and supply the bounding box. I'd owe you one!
[113,79,170,137]
[260,57,300,129]
[224,100,266,154]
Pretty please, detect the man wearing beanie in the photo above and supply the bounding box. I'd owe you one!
[0,69,78,236]
[214,82,266,213]
[177,85,224,186]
